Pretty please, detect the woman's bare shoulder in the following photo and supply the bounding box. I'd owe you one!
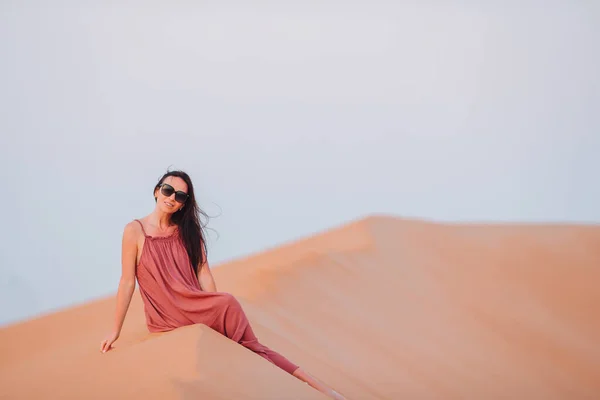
[123,218,146,240]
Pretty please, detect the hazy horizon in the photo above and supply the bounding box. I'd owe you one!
[1,1,599,326]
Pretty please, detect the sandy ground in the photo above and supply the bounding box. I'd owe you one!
[1,215,599,399]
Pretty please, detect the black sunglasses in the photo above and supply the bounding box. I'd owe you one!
[159,183,189,203]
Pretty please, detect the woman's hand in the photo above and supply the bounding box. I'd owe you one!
[100,331,120,353]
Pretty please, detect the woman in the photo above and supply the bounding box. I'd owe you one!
[100,170,346,400]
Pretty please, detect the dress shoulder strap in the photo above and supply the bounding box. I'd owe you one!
[134,219,149,237]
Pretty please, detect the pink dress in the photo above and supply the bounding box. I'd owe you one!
[133,219,299,375]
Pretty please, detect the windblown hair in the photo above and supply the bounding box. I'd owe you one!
[154,170,209,274]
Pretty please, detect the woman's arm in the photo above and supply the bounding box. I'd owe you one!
[101,222,138,352]
[197,245,217,292]
[198,264,217,292]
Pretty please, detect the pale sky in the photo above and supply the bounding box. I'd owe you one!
[1,1,599,326]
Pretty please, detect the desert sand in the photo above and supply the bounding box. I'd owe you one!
[1,215,600,399]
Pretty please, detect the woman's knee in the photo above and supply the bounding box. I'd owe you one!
[219,292,240,309]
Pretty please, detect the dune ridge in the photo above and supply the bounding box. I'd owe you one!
[2,215,600,399]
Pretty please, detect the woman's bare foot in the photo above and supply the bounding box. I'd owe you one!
[292,368,348,400]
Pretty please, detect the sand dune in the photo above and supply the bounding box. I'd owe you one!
[2,215,600,399]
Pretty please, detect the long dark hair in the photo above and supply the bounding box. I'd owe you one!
[154,170,209,274]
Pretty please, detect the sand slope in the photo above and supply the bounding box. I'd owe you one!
[2,215,600,399]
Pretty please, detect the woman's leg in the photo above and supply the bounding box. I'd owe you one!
[215,293,299,372]
[214,293,348,399]
[292,368,348,400]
